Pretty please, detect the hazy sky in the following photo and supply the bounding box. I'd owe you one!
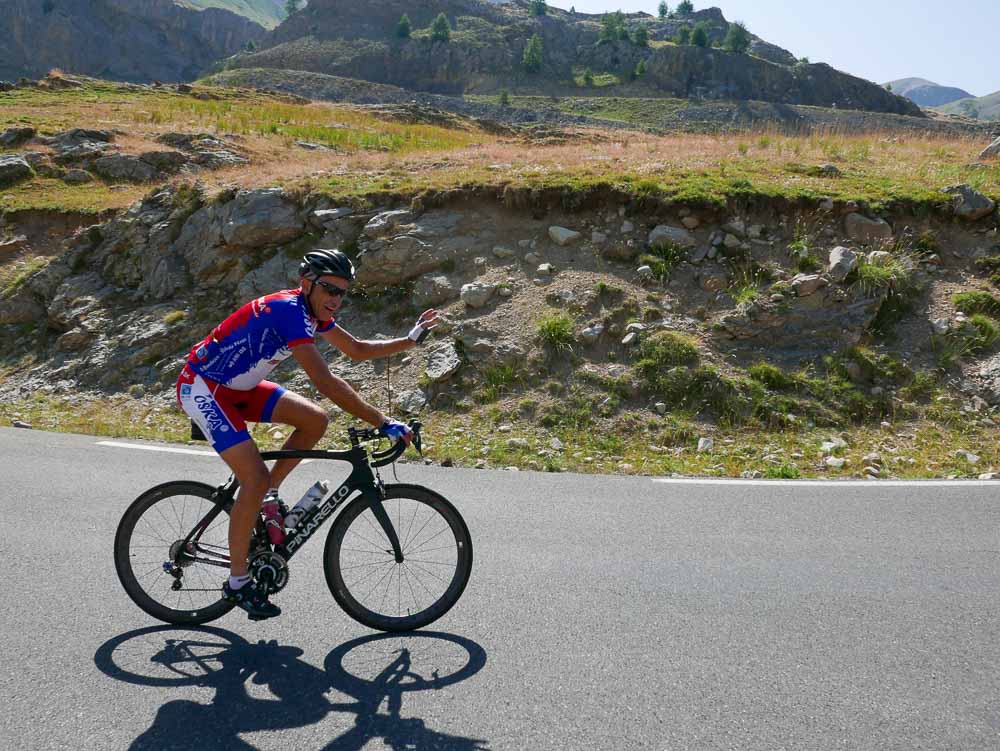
[547,0,1000,97]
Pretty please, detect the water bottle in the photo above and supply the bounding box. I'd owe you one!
[284,480,329,529]
[261,498,286,545]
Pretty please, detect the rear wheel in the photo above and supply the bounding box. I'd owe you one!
[114,481,236,625]
[324,484,473,632]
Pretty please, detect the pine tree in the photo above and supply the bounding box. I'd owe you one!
[658,1,669,19]
[430,13,451,43]
[395,14,412,39]
[632,25,649,47]
[499,89,511,107]
[615,11,629,41]
[522,33,543,73]
[676,0,694,15]
[675,25,691,44]
[530,0,547,17]
[691,22,709,48]
[284,0,301,18]
[635,59,647,77]
[583,68,594,87]
[722,21,751,53]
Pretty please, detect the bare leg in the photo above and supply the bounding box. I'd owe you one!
[266,391,329,491]
[219,440,271,577]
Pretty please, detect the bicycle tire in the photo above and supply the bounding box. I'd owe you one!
[114,481,236,625]
[323,484,473,632]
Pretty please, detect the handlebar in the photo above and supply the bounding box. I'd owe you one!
[348,420,422,468]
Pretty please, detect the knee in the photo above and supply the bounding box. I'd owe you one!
[239,468,271,502]
[303,407,329,441]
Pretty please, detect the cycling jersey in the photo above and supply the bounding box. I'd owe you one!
[176,288,335,452]
[186,288,335,390]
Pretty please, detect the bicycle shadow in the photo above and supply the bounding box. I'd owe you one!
[94,625,489,751]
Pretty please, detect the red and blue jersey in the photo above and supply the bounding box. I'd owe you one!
[187,288,335,390]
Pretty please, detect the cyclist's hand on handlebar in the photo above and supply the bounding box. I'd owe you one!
[380,418,413,445]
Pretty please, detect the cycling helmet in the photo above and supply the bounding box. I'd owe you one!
[300,249,356,281]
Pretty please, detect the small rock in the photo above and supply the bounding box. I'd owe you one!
[845,213,893,244]
[591,230,607,244]
[790,273,828,297]
[550,437,564,450]
[654,402,667,415]
[492,245,516,259]
[548,226,581,246]
[636,265,653,279]
[863,452,882,465]
[621,220,634,233]
[942,184,996,221]
[537,263,555,276]
[930,318,951,335]
[474,459,487,469]
[460,282,495,308]
[621,332,638,346]
[580,324,604,344]
[954,450,981,465]
[697,437,714,453]
[979,136,1000,160]
[825,456,847,469]
[507,438,530,449]
[649,225,697,249]
[498,425,512,433]
[827,246,857,282]
[12,419,32,429]
[864,466,880,477]
[978,472,1000,480]
[524,252,542,266]
[700,274,727,293]
[681,216,700,230]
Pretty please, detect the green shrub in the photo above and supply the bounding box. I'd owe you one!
[764,464,801,479]
[748,362,797,391]
[723,21,751,53]
[395,14,412,39]
[537,313,575,351]
[953,291,1000,317]
[967,314,1000,351]
[691,22,709,48]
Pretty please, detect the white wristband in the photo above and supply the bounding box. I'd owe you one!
[408,324,429,343]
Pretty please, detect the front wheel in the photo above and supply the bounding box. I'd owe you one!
[324,484,473,632]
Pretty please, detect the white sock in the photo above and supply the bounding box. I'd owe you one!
[229,574,251,590]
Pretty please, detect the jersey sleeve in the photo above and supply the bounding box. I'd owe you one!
[274,298,316,349]
[317,318,337,334]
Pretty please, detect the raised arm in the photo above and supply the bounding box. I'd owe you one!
[321,309,439,361]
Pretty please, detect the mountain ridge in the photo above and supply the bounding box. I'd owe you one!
[884,77,974,108]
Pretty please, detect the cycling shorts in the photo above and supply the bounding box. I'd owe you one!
[176,364,285,453]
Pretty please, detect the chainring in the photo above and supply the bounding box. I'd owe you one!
[248,551,290,595]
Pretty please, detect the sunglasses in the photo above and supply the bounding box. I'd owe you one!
[313,279,349,298]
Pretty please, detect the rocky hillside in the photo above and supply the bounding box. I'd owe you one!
[0,0,264,83]
[178,0,293,29]
[222,0,919,115]
[2,175,998,474]
[934,90,1000,122]
[885,78,974,108]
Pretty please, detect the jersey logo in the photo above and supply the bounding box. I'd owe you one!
[193,395,230,433]
[180,384,192,396]
[195,345,208,359]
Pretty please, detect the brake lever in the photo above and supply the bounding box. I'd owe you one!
[409,420,423,456]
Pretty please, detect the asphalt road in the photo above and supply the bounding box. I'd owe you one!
[1,426,998,750]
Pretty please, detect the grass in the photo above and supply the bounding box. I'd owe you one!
[536,313,576,351]
[953,291,1000,317]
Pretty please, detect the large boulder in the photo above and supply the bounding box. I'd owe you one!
[221,189,303,249]
[460,282,495,308]
[92,154,158,183]
[942,184,996,221]
[425,343,461,382]
[237,251,301,301]
[548,226,581,246]
[979,137,1000,161]
[0,155,33,187]
[844,213,893,244]
[363,210,413,239]
[0,127,35,147]
[413,274,458,307]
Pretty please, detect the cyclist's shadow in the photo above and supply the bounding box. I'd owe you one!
[95,626,489,751]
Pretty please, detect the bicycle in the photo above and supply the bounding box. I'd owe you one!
[114,421,473,632]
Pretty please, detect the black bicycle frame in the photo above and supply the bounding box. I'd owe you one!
[177,443,405,569]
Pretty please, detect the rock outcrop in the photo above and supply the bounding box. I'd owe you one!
[0,0,265,83]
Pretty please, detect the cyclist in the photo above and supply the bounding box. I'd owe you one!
[176,249,437,620]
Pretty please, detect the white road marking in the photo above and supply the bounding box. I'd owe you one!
[652,478,999,487]
[96,440,216,456]
[95,440,314,463]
